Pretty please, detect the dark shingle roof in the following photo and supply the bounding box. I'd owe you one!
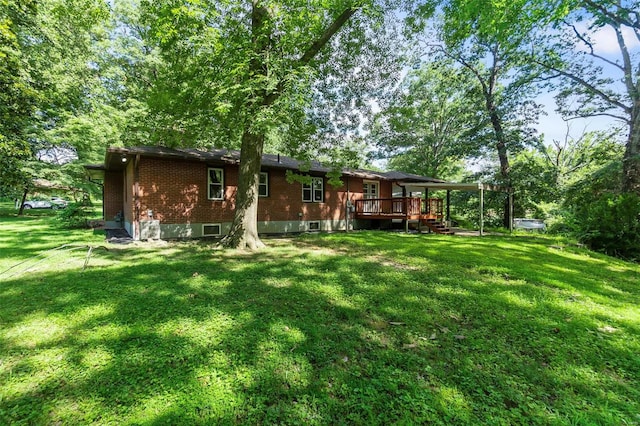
[102,146,444,183]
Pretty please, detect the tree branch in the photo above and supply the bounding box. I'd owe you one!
[582,0,640,32]
[566,21,624,72]
[611,19,639,101]
[563,111,630,123]
[299,7,359,66]
[434,45,491,98]
[534,58,631,114]
[264,7,359,105]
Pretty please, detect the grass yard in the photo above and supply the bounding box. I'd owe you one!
[1,206,639,425]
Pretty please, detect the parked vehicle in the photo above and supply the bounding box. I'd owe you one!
[50,197,69,208]
[513,218,546,231]
[22,197,68,210]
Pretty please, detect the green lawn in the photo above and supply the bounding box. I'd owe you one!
[1,207,639,425]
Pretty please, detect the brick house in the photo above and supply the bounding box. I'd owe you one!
[86,146,452,240]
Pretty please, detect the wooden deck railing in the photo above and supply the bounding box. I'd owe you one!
[354,197,443,219]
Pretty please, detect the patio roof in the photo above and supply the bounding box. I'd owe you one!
[420,182,511,193]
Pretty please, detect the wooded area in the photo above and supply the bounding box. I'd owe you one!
[1,0,638,257]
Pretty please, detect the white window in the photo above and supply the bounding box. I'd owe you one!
[259,172,269,197]
[302,177,323,203]
[363,181,379,199]
[308,221,320,231]
[208,168,224,200]
[202,223,221,236]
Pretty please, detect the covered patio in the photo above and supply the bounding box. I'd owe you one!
[353,181,513,235]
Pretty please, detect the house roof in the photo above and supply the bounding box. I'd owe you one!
[96,146,447,184]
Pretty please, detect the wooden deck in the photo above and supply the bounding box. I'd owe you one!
[354,197,444,220]
[354,197,453,234]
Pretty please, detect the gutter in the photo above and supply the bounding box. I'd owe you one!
[133,154,140,240]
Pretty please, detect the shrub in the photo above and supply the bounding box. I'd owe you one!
[573,193,640,260]
[57,203,93,229]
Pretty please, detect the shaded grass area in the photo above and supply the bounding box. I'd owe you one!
[1,212,639,424]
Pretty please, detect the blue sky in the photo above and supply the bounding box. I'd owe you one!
[538,21,639,145]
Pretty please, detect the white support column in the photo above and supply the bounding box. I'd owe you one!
[479,187,484,236]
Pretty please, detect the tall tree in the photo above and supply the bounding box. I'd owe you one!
[0,0,110,208]
[407,1,546,224]
[371,58,485,179]
[534,0,640,194]
[140,1,402,249]
[0,1,38,202]
[510,128,624,216]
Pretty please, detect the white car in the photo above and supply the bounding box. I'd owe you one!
[513,218,546,231]
[51,197,69,208]
[22,197,68,210]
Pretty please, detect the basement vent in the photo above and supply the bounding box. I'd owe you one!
[308,221,320,231]
[202,223,222,237]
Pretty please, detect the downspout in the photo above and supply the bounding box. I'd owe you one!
[134,154,141,240]
[346,176,350,232]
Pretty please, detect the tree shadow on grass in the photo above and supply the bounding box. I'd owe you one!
[0,234,639,424]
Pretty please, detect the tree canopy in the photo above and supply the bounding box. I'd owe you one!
[0,0,637,254]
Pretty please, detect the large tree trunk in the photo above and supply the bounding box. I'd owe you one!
[488,107,512,228]
[622,102,640,194]
[219,2,271,250]
[219,3,357,249]
[220,130,266,249]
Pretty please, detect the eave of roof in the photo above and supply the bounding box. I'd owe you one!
[421,182,512,193]
[97,146,448,184]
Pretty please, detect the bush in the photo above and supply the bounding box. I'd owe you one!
[57,203,93,229]
[573,193,640,260]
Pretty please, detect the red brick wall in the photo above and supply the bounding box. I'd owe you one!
[124,162,134,224]
[133,157,360,224]
[348,177,363,204]
[136,157,237,224]
[347,178,390,201]
[257,169,348,222]
[103,171,123,220]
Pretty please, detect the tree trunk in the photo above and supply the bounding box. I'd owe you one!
[17,187,28,216]
[488,108,512,227]
[219,2,270,249]
[220,130,266,250]
[220,3,357,249]
[622,102,640,194]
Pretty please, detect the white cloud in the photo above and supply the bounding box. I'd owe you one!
[574,21,640,55]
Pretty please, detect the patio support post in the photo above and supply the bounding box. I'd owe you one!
[425,188,429,214]
[404,197,409,233]
[479,186,484,236]
[446,190,451,223]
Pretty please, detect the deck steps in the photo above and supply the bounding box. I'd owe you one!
[420,219,455,235]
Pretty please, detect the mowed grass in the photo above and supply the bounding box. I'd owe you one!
[1,207,639,425]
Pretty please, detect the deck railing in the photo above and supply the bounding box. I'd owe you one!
[354,197,443,218]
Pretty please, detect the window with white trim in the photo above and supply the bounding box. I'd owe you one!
[203,223,221,236]
[258,172,269,197]
[208,168,224,200]
[302,177,323,202]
